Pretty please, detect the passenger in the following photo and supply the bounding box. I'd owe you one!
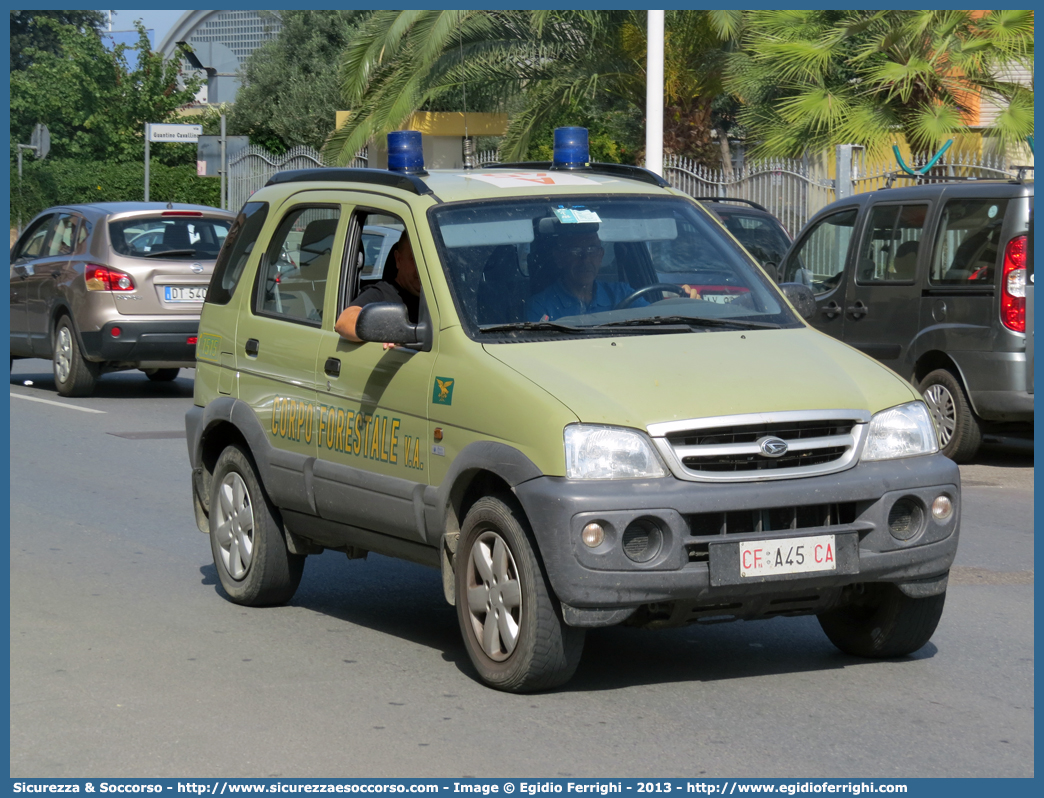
[890,240,919,280]
[527,225,700,321]
[335,233,420,345]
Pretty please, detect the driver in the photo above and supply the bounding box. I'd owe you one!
[526,224,696,322]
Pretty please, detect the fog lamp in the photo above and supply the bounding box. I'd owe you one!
[932,495,953,520]
[581,522,604,548]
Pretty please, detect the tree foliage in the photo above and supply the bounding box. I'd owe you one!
[9,10,105,71]
[10,19,202,164]
[325,10,734,167]
[720,10,1035,158]
[230,10,367,152]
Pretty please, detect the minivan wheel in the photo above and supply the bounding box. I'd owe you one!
[144,368,180,382]
[920,368,982,462]
[817,582,947,658]
[53,316,99,397]
[209,444,304,606]
[455,495,584,692]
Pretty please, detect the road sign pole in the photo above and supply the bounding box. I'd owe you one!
[144,123,150,202]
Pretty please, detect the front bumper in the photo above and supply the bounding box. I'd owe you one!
[514,453,959,621]
[80,319,200,366]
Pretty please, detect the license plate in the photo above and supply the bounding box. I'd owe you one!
[164,286,207,303]
[739,534,836,578]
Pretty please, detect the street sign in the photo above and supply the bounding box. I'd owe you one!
[148,123,203,143]
[30,124,50,159]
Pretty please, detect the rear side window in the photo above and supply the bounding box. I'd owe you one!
[207,202,269,306]
[930,198,1010,285]
[780,208,857,294]
[13,215,55,262]
[855,204,928,283]
[255,206,340,324]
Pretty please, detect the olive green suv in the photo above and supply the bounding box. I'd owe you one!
[186,129,960,692]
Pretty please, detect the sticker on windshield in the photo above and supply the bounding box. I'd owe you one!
[465,172,599,188]
[553,207,601,224]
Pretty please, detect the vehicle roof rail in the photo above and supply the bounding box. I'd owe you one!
[883,172,1026,189]
[482,161,671,188]
[689,196,770,212]
[265,168,433,196]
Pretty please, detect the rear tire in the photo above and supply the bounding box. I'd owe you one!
[144,367,180,382]
[818,583,946,658]
[920,368,982,462]
[53,315,99,397]
[209,444,304,606]
[455,495,585,692]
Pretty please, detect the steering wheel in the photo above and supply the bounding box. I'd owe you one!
[615,283,690,309]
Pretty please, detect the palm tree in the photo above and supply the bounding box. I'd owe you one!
[719,10,1034,159]
[324,10,735,167]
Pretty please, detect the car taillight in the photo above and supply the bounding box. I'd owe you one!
[85,264,136,292]
[1000,235,1027,333]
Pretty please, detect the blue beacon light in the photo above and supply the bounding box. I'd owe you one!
[552,127,589,170]
[387,130,425,174]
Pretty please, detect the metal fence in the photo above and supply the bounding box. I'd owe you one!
[227,145,367,212]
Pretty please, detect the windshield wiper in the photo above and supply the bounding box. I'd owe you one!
[144,248,196,258]
[593,315,782,330]
[479,320,589,334]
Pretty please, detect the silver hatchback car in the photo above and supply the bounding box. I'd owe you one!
[10,202,234,396]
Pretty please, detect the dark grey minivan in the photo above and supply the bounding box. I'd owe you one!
[780,180,1033,462]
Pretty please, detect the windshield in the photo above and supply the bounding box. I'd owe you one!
[109,216,230,260]
[719,212,792,268]
[429,196,801,340]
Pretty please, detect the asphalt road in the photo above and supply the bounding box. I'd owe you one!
[8,361,1034,778]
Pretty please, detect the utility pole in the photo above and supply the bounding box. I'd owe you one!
[645,10,665,176]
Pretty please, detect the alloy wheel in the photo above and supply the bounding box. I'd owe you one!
[55,326,73,384]
[923,383,956,447]
[214,471,255,580]
[465,530,523,661]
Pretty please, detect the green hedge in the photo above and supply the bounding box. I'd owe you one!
[11,159,222,222]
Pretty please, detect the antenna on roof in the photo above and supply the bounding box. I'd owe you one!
[460,21,473,170]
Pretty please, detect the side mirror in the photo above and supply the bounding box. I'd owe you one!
[355,302,424,346]
[779,282,817,320]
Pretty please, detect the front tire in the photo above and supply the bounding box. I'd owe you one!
[209,444,304,606]
[455,495,584,692]
[920,368,982,462]
[818,583,946,658]
[144,367,180,382]
[53,316,99,397]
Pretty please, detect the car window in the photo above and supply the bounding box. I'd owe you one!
[430,195,798,338]
[109,216,231,260]
[208,202,269,306]
[780,209,858,294]
[930,198,1010,284]
[721,213,791,268]
[47,214,79,257]
[256,206,339,325]
[855,204,928,284]
[13,215,55,262]
[361,225,402,280]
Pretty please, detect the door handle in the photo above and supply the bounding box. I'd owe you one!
[822,301,842,319]
[846,300,868,319]
[245,338,259,356]
[324,357,341,377]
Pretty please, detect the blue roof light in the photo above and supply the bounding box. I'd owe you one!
[387,130,425,174]
[552,127,589,170]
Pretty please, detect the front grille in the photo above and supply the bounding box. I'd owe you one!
[647,409,869,482]
[684,501,858,562]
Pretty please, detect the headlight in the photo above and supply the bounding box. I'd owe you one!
[564,425,667,479]
[862,401,939,461]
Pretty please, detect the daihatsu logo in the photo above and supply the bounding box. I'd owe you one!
[757,436,789,458]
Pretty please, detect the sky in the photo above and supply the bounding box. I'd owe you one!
[104,9,188,45]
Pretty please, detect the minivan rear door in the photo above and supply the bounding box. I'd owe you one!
[840,201,931,374]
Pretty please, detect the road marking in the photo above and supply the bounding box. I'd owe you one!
[10,392,106,414]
